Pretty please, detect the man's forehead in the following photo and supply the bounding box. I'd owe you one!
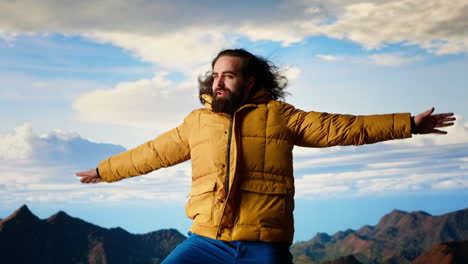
[213,56,243,73]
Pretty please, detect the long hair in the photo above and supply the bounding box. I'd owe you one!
[198,49,288,104]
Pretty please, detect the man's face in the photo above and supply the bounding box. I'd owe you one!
[211,56,254,115]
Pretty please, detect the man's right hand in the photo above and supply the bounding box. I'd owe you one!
[76,169,104,184]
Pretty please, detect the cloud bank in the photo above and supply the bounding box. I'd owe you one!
[0,124,191,205]
[1,0,467,72]
[1,117,467,205]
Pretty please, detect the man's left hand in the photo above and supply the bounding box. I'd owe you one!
[414,107,455,134]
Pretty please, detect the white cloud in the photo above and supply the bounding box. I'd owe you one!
[0,123,125,174]
[433,178,468,189]
[84,29,233,71]
[236,21,316,47]
[296,164,468,198]
[367,161,417,168]
[283,66,302,81]
[293,146,345,157]
[73,72,199,129]
[368,53,422,66]
[294,150,377,169]
[0,30,17,42]
[316,54,343,61]
[317,0,468,55]
[0,123,34,160]
[316,52,421,66]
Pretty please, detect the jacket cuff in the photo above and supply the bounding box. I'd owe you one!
[411,116,418,134]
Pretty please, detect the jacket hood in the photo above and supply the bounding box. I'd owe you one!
[201,88,273,110]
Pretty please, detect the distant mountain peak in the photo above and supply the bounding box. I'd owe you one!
[389,209,408,215]
[0,205,40,231]
[45,210,96,229]
[376,209,410,227]
[311,232,331,243]
[15,204,32,215]
[377,209,436,229]
[3,204,39,222]
[46,210,72,223]
[413,210,431,216]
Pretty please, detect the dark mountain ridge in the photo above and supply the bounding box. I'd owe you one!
[291,208,468,264]
[0,205,185,264]
[1,205,467,264]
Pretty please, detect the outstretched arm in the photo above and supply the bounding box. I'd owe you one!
[413,107,455,134]
[280,102,412,147]
[76,169,104,184]
[75,112,193,184]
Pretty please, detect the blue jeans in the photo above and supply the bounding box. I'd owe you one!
[162,233,293,264]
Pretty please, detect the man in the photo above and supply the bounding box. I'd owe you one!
[76,49,455,264]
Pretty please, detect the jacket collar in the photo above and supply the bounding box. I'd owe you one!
[202,88,272,110]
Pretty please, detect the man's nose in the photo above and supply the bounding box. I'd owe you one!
[214,76,224,88]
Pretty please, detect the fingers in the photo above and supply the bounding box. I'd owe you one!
[435,113,455,118]
[79,175,91,183]
[433,129,448,134]
[435,116,455,125]
[435,122,454,127]
[438,117,456,122]
[86,178,103,184]
[80,175,104,184]
[434,115,456,129]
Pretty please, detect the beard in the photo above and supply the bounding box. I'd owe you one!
[212,88,244,115]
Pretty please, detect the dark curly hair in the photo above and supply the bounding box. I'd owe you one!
[198,49,288,104]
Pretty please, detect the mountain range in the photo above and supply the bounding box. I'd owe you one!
[1,205,467,263]
[291,208,468,263]
[0,205,185,264]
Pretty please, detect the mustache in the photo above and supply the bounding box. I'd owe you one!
[213,88,231,96]
[214,87,228,92]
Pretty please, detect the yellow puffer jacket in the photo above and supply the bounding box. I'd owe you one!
[98,90,412,244]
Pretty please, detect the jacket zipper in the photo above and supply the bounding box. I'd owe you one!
[225,116,234,198]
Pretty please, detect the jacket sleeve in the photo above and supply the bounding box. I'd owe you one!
[97,116,192,183]
[280,102,412,147]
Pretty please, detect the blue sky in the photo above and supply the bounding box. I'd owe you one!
[1,0,467,242]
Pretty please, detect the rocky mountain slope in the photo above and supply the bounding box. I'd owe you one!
[291,208,468,264]
[411,240,468,264]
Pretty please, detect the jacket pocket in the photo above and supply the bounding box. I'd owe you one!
[185,181,216,226]
[236,179,292,228]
